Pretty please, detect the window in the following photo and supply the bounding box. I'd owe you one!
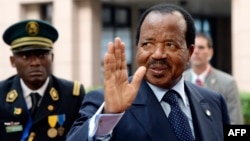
[40,3,53,23]
[194,18,211,36]
[101,5,132,75]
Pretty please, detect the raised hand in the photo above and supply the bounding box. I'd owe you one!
[103,37,146,113]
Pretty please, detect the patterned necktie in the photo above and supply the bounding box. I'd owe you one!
[195,79,203,86]
[162,90,195,141]
[29,92,41,118]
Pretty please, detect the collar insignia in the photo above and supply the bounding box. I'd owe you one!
[6,90,18,102]
[50,87,59,101]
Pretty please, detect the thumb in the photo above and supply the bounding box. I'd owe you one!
[131,66,146,89]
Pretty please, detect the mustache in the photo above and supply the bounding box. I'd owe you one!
[147,59,171,68]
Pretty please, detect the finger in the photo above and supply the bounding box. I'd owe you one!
[107,41,115,54]
[108,42,116,73]
[131,66,146,90]
[120,41,127,72]
[104,42,115,80]
[114,37,122,70]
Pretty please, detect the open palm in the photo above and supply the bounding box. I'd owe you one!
[103,37,146,113]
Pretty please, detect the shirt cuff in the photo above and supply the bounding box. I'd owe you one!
[89,102,124,137]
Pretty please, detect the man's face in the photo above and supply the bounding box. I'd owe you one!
[136,11,194,88]
[190,36,213,67]
[10,49,53,90]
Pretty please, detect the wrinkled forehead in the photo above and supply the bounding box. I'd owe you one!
[144,11,186,28]
[195,37,209,47]
[140,11,187,40]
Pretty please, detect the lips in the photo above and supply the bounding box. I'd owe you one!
[29,70,43,76]
[149,65,169,76]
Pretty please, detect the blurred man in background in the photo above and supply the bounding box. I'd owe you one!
[184,32,243,124]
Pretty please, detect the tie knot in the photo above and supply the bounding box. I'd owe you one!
[195,78,203,86]
[162,90,179,105]
[30,92,40,98]
[30,92,41,106]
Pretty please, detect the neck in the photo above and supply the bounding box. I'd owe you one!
[192,64,209,75]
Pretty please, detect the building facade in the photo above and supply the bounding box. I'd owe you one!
[0,0,249,92]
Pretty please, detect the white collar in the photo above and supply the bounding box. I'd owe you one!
[147,76,188,106]
[191,64,211,83]
[21,77,50,98]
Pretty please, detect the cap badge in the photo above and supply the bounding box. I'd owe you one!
[26,21,39,36]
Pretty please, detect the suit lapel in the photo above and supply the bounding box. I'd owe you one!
[130,80,178,141]
[185,82,215,141]
[204,68,217,89]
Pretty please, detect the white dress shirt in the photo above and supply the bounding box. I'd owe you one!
[21,77,49,109]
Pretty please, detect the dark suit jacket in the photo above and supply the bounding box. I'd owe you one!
[0,75,85,141]
[184,67,243,124]
[66,78,229,141]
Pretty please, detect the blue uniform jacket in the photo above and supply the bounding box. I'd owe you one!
[0,75,85,141]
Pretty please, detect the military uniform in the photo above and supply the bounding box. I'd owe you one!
[0,75,85,141]
[0,19,85,141]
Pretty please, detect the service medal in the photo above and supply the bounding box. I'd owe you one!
[48,115,58,138]
[58,126,65,136]
[47,127,58,138]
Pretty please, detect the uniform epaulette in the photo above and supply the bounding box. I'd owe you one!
[73,80,81,96]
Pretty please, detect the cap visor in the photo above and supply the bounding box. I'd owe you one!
[12,46,52,53]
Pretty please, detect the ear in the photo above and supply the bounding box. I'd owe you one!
[208,47,214,61]
[51,52,54,62]
[10,56,16,68]
[186,44,194,67]
[188,44,194,60]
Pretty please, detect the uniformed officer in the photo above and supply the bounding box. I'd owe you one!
[0,19,85,141]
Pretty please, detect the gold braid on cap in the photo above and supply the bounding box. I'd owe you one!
[10,37,53,50]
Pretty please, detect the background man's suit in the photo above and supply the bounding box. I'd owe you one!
[66,79,229,141]
[0,75,85,141]
[184,67,244,124]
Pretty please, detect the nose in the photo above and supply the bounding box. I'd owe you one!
[152,43,167,59]
[30,55,41,65]
[193,46,199,54]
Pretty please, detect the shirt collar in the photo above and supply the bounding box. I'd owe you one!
[147,75,188,106]
[21,77,50,98]
[191,64,211,83]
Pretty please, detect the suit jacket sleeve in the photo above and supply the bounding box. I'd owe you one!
[66,89,104,141]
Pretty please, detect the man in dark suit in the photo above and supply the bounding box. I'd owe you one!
[183,32,243,124]
[0,19,85,141]
[66,3,229,141]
